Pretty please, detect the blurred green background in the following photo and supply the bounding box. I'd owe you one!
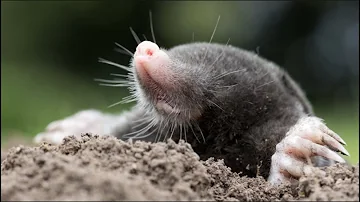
[1,1,359,163]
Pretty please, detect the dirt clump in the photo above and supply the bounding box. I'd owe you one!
[298,162,359,201]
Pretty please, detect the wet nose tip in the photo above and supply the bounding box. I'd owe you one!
[135,41,160,57]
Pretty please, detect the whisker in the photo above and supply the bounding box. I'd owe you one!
[169,122,177,140]
[132,116,150,124]
[208,38,231,69]
[179,123,183,141]
[154,131,160,143]
[192,32,195,42]
[110,73,134,78]
[126,125,151,139]
[108,100,129,108]
[132,127,157,140]
[114,43,134,57]
[129,27,141,45]
[189,123,201,143]
[98,58,131,72]
[98,83,132,87]
[154,119,164,142]
[194,123,206,143]
[123,119,154,138]
[163,121,174,142]
[122,93,137,99]
[131,117,153,130]
[94,78,129,83]
[122,94,138,103]
[159,116,171,142]
[114,48,132,56]
[149,10,156,44]
[123,126,148,140]
[123,94,137,101]
[259,71,270,80]
[183,124,188,143]
[120,98,137,104]
[255,80,275,90]
[226,37,231,45]
[154,127,160,143]
[201,15,221,65]
[214,69,246,80]
[208,99,224,112]
[142,34,148,41]
[209,15,221,44]
[208,48,226,68]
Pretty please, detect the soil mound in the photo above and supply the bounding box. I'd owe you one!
[1,134,358,201]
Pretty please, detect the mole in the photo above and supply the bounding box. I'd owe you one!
[33,17,349,185]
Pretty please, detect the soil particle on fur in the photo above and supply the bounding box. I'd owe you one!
[1,134,359,201]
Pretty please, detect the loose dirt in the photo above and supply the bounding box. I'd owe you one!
[1,134,359,201]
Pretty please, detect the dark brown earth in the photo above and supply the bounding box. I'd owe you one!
[1,134,359,201]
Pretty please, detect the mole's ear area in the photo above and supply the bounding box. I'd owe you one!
[268,116,349,185]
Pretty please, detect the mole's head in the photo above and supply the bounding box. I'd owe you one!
[131,40,249,125]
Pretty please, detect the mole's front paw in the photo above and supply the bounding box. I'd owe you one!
[268,116,349,185]
[34,109,117,145]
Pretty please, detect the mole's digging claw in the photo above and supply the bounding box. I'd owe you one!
[319,124,347,145]
[268,116,349,185]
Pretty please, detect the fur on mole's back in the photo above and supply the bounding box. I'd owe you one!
[125,42,316,178]
[168,42,313,115]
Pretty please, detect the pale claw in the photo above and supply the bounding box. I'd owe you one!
[270,152,318,184]
[268,116,349,185]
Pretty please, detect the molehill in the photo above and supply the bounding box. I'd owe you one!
[1,134,359,201]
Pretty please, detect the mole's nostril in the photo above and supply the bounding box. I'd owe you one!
[135,41,160,56]
[146,49,153,56]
